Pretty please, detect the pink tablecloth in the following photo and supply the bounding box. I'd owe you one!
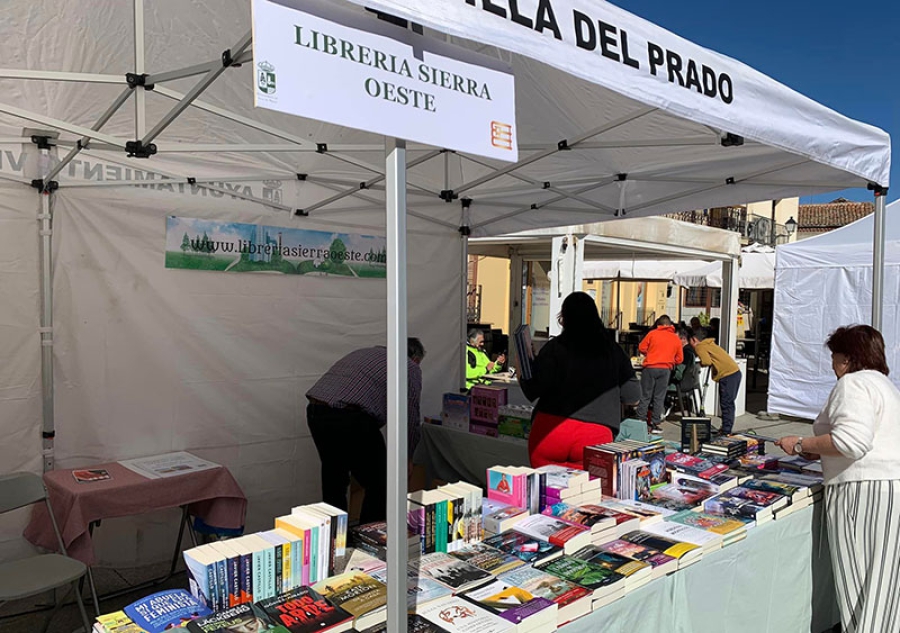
[23,461,247,565]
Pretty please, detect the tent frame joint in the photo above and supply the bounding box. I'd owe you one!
[316,143,328,154]
[440,189,458,202]
[721,133,744,147]
[125,72,155,91]
[221,48,241,68]
[125,140,158,158]
[557,139,570,151]
[31,179,58,193]
[294,209,309,217]
[297,173,308,181]
[30,135,55,150]
[868,183,888,197]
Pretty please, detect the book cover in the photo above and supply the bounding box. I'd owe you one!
[680,418,712,453]
[312,572,386,624]
[460,579,556,626]
[486,469,523,507]
[442,393,471,432]
[72,468,112,483]
[703,495,770,521]
[740,478,806,501]
[668,510,749,534]
[449,542,524,575]
[724,486,788,508]
[512,515,589,550]
[645,482,717,508]
[123,589,212,633]
[360,614,452,633]
[255,587,353,633]
[413,552,493,591]
[642,521,723,550]
[481,498,527,535]
[183,544,220,611]
[540,503,617,532]
[572,547,652,578]
[482,531,563,565]
[186,603,288,633]
[620,531,701,560]
[417,596,514,633]
[536,556,625,593]
[337,547,387,576]
[497,565,591,608]
[369,567,452,611]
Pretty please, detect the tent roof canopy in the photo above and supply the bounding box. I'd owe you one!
[0,0,889,238]
[469,215,740,261]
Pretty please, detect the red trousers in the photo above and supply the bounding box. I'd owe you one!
[528,412,614,470]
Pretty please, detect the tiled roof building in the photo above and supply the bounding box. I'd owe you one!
[798,197,874,236]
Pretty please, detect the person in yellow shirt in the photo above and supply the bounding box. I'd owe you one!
[690,328,741,435]
[466,329,506,389]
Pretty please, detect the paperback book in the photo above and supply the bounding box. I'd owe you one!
[253,586,353,633]
[482,531,563,565]
[413,552,493,592]
[417,596,515,633]
[459,579,557,632]
[497,565,592,626]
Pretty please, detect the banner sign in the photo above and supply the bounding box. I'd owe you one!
[251,0,518,161]
[165,216,387,278]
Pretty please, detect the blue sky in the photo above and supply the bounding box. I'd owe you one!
[609,0,898,205]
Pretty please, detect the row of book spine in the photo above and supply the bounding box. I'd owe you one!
[183,502,347,611]
[407,481,484,555]
[583,440,666,498]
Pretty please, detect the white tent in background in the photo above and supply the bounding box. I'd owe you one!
[768,200,900,419]
[674,244,776,289]
[0,0,889,574]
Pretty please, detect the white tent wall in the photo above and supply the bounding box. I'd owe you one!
[0,178,44,561]
[2,180,462,566]
[768,201,900,420]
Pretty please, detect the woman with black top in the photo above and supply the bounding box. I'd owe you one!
[519,292,640,469]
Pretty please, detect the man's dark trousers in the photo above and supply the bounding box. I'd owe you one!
[307,402,386,524]
[718,371,742,434]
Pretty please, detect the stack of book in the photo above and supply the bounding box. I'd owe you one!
[595,498,671,526]
[187,586,355,633]
[583,440,666,498]
[512,514,593,555]
[537,465,592,507]
[570,546,653,593]
[539,503,619,545]
[535,555,626,609]
[639,480,718,512]
[487,466,543,515]
[368,567,452,613]
[669,470,740,494]
[744,475,820,518]
[665,453,729,479]
[597,539,678,580]
[412,552,494,593]
[735,453,781,471]
[640,519,724,553]
[498,564,593,626]
[352,521,421,560]
[617,459,651,501]
[482,498,529,536]
[666,510,748,546]
[459,579,559,633]
[699,436,749,460]
[616,531,703,570]
[702,485,788,525]
[470,385,508,437]
[361,613,453,633]
[312,571,388,631]
[482,531,564,566]
[448,541,526,576]
[408,481,484,555]
[93,589,211,633]
[183,503,348,610]
[777,455,824,475]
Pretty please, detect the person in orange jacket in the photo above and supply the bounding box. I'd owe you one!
[636,315,684,429]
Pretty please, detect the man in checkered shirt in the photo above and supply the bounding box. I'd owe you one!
[306,338,425,523]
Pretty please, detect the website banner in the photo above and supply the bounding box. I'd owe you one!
[165,216,386,278]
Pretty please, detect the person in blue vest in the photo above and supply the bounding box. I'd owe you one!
[466,328,506,389]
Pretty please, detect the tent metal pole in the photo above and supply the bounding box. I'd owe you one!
[461,236,469,388]
[0,103,128,147]
[0,69,123,83]
[872,192,887,330]
[454,106,656,196]
[141,31,252,145]
[37,148,55,472]
[145,52,252,86]
[720,257,739,357]
[134,0,146,138]
[385,137,408,633]
[42,87,134,185]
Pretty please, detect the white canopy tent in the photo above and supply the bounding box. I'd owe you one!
[768,200,900,419]
[674,244,776,289]
[0,4,889,623]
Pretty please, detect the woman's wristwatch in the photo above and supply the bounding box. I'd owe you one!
[793,437,804,456]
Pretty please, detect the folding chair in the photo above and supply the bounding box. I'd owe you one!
[0,472,92,633]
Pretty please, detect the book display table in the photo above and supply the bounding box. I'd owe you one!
[561,504,838,633]
[414,424,530,488]
[24,460,247,565]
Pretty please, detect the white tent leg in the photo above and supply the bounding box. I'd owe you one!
[872,192,887,330]
[460,235,469,389]
[134,0,146,138]
[508,248,523,367]
[721,257,739,357]
[38,162,54,472]
[385,137,408,633]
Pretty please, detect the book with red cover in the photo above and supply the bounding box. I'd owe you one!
[254,586,353,633]
[512,515,591,554]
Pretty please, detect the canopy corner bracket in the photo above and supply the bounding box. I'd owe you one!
[125,140,158,158]
[868,182,889,197]
[721,133,744,147]
[126,72,155,91]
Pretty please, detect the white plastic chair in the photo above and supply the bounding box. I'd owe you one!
[0,472,92,633]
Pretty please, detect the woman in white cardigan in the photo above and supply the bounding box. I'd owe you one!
[776,325,900,633]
